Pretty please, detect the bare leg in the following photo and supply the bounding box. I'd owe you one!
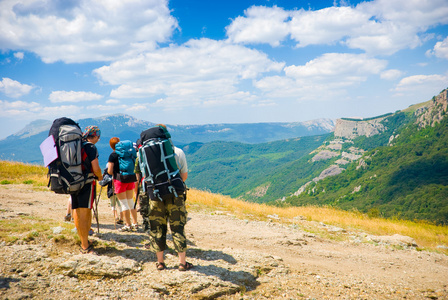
[178,252,186,265]
[116,191,131,226]
[73,207,92,250]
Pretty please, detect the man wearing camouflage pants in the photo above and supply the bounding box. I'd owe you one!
[135,146,192,271]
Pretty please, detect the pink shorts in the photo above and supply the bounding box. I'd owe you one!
[114,179,135,194]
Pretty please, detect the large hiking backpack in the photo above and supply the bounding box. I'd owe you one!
[115,140,137,182]
[139,126,185,200]
[47,117,93,194]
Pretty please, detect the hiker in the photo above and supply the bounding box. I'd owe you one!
[105,137,138,231]
[104,142,124,225]
[136,124,192,271]
[134,139,149,232]
[72,125,103,254]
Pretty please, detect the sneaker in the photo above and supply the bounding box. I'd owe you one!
[131,223,139,231]
[64,214,71,222]
[116,219,124,225]
[119,225,131,232]
[89,229,94,235]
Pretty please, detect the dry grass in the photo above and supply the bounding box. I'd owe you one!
[187,189,448,252]
[0,160,48,186]
[0,215,77,245]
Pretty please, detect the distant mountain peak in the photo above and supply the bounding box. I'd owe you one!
[11,119,52,139]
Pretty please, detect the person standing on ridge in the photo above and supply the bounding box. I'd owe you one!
[105,137,139,231]
[73,125,103,254]
[136,124,192,271]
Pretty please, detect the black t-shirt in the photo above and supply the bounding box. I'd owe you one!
[83,142,99,173]
[108,152,120,179]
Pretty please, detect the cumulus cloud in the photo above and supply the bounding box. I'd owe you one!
[285,53,387,79]
[427,36,448,59]
[256,53,388,101]
[0,0,178,63]
[0,77,34,98]
[394,74,448,93]
[226,0,448,55]
[226,5,290,46]
[49,91,103,103]
[94,38,284,108]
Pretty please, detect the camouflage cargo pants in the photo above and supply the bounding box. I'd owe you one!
[138,192,150,231]
[147,193,187,253]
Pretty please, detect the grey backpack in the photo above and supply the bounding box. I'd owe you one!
[47,118,93,194]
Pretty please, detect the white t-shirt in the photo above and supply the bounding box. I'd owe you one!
[174,146,188,174]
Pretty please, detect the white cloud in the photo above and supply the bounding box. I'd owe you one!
[285,53,387,79]
[106,99,120,104]
[380,69,404,80]
[0,100,81,119]
[226,0,448,55]
[289,6,369,48]
[427,36,448,59]
[94,38,284,108]
[49,91,103,103]
[226,5,290,46]
[0,77,34,98]
[13,52,24,60]
[256,53,388,101]
[393,74,448,95]
[0,0,178,63]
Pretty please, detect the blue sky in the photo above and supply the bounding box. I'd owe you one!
[1,0,447,139]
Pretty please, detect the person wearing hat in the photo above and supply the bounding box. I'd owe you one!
[71,125,103,254]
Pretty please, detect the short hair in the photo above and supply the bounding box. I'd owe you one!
[109,137,120,150]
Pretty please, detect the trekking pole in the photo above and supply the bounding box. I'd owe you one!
[113,193,117,230]
[94,185,102,233]
[134,181,140,210]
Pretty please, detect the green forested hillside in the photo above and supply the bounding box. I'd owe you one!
[184,134,330,202]
[279,113,448,224]
[185,90,448,224]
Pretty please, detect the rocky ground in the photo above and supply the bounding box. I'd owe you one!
[0,184,447,299]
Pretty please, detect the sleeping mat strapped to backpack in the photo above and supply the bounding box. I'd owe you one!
[139,126,185,200]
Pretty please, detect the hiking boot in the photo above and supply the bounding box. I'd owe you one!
[64,213,71,222]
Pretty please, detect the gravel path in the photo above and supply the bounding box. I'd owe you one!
[0,184,447,299]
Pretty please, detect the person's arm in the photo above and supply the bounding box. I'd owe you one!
[91,158,103,181]
[180,172,188,182]
[107,162,114,176]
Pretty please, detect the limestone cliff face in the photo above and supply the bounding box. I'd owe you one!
[333,117,387,139]
[416,89,448,128]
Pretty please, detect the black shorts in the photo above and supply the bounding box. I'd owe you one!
[71,181,96,209]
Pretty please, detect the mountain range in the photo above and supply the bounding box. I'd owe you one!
[0,115,334,166]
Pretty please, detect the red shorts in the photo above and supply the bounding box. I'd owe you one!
[114,179,135,194]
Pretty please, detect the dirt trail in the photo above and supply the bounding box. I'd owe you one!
[1,184,447,299]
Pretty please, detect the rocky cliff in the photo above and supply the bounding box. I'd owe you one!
[415,88,448,128]
[333,116,388,139]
